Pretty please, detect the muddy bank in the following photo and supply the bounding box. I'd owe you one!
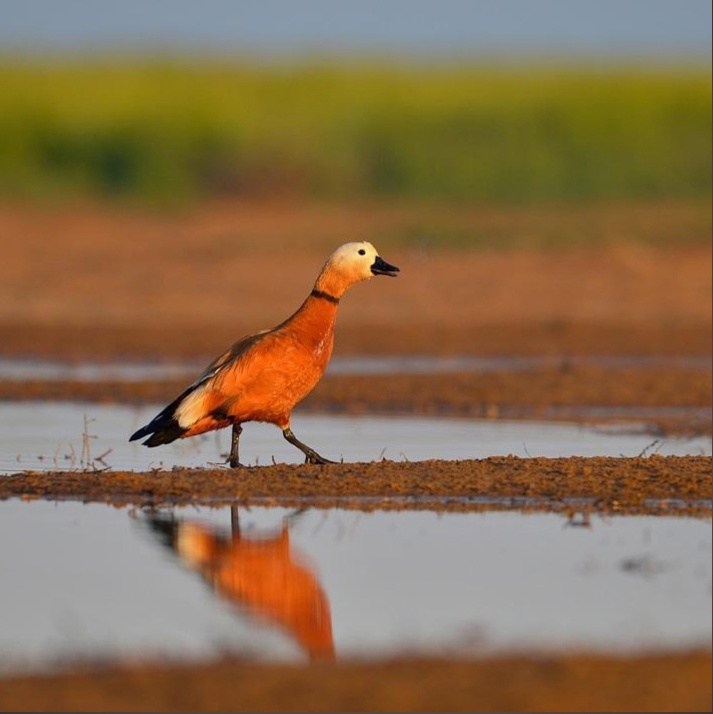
[2,455,710,517]
[0,199,710,333]
[0,650,710,713]
[1,364,710,438]
[3,365,710,410]
[1,322,712,363]
[0,199,710,365]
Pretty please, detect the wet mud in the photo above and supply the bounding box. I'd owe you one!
[2,455,711,517]
[1,321,711,362]
[0,650,710,713]
[0,363,710,437]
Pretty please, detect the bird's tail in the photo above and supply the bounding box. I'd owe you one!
[129,388,192,446]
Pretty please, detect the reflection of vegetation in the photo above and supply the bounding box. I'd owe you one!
[0,60,710,204]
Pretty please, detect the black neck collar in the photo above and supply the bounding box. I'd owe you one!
[310,289,340,305]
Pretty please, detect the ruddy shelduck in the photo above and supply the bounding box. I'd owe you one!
[130,242,399,466]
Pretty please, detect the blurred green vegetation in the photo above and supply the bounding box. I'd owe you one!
[0,59,710,204]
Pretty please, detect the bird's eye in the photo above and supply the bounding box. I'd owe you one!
[358,249,366,255]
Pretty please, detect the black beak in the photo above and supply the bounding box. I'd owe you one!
[371,255,400,277]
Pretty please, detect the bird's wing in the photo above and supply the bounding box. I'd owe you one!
[130,328,276,443]
[189,328,272,390]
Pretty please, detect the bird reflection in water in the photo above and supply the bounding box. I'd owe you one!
[141,506,334,661]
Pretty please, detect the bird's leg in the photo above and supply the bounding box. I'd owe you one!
[228,423,244,468]
[282,427,337,465]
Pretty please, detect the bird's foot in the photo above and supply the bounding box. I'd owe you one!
[303,450,337,465]
[283,427,336,465]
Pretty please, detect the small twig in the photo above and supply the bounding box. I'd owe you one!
[81,415,96,468]
[95,448,113,467]
[638,439,662,458]
[65,443,77,469]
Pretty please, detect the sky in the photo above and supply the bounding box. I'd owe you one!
[0,0,710,60]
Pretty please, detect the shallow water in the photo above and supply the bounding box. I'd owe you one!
[0,501,709,673]
[0,402,710,474]
[0,354,708,381]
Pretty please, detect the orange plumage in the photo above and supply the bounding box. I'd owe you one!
[130,242,399,466]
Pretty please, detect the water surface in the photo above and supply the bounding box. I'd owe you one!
[1,402,709,474]
[0,501,709,673]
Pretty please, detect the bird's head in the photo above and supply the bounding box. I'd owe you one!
[315,241,399,297]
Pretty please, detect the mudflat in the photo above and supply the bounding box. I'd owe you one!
[0,199,710,359]
[2,456,711,518]
[0,651,710,713]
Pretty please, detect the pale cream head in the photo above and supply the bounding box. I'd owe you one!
[314,241,399,298]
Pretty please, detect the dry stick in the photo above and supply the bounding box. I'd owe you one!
[638,439,662,458]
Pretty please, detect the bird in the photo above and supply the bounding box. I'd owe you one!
[130,241,399,467]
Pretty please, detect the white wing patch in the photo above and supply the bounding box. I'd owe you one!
[176,386,209,428]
